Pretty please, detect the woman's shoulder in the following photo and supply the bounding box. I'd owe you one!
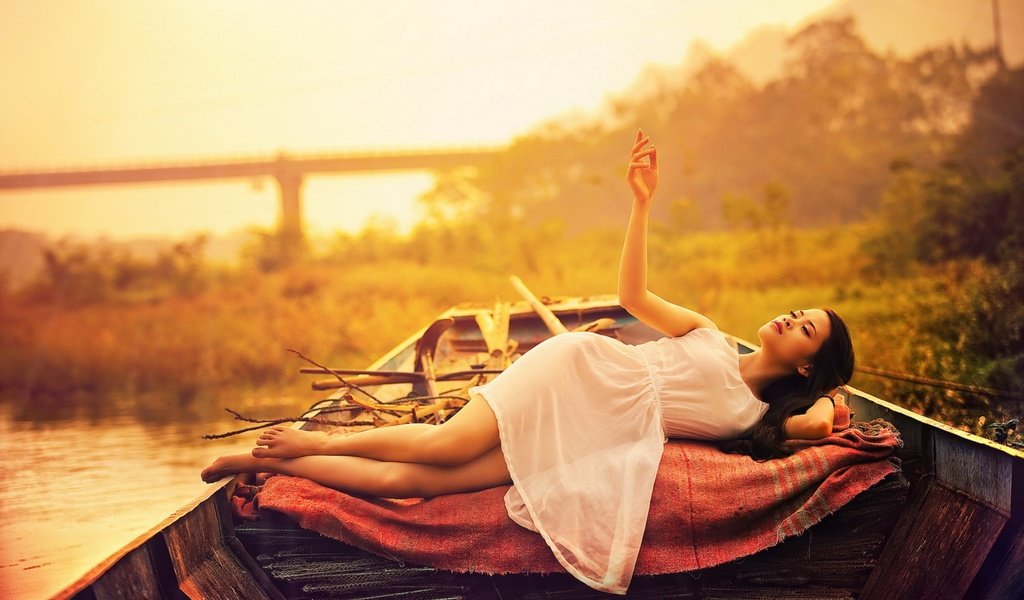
[656,326,735,358]
[681,326,728,346]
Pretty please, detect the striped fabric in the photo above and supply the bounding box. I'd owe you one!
[247,418,902,577]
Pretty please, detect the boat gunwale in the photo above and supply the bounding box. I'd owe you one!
[53,477,241,600]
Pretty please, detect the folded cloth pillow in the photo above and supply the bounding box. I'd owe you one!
[833,403,852,431]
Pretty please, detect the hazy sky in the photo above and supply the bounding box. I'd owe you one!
[0,0,839,238]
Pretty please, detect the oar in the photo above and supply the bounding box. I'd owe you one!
[509,275,568,335]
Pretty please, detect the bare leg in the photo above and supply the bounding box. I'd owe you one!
[254,393,500,466]
[201,445,511,498]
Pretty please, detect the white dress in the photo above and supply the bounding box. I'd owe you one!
[468,327,769,595]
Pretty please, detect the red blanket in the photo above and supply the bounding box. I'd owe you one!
[237,416,901,576]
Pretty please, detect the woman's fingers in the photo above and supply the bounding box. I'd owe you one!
[628,148,655,173]
[631,135,650,155]
[631,147,655,161]
[648,146,658,170]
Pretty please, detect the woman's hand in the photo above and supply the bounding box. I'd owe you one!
[626,129,659,204]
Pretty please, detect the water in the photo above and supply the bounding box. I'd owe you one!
[0,393,310,599]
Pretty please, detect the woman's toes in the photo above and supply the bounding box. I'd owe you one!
[201,463,224,483]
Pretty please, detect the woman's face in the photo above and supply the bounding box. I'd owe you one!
[757,308,832,374]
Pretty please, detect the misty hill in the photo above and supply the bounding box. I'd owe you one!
[437,6,1013,234]
[601,0,1020,101]
[718,0,1021,86]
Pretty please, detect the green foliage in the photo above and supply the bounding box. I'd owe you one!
[864,66,1024,404]
[667,197,701,232]
[956,66,1024,165]
[241,226,310,272]
[20,234,210,306]
[721,192,759,231]
[860,160,927,276]
[720,180,792,231]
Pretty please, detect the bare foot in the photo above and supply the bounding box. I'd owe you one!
[201,453,266,483]
[253,426,330,459]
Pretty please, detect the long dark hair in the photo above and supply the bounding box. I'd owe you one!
[719,308,855,462]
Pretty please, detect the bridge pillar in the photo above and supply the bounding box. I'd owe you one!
[274,170,305,260]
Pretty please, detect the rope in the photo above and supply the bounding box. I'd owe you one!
[855,365,1024,401]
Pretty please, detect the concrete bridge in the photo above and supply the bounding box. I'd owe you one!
[0,146,506,247]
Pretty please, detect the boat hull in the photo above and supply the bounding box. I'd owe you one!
[59,295,1024,599]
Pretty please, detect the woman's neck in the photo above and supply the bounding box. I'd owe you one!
[737,350,792,400]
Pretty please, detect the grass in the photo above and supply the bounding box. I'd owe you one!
[0,222,1018,444]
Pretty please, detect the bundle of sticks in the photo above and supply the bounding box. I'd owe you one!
[297,276,615,429]
[204,277,615,439]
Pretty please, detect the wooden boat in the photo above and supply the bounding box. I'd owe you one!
[55,286,1024,599]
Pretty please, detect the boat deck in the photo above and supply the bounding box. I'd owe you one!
[235,467,908,599]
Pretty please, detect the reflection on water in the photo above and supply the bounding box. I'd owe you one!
[0,390,312,599]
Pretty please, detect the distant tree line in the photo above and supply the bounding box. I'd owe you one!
[418,16,1003,234]
[19,235,209,306]
[865,64,1024,395]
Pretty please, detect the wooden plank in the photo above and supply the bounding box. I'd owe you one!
[934,427,1013,512]
[213,490,286,600]
[476,301,512,369]
[413,318,453,401]
[860,478,1008,599]
[969,453,1024,599]
[974,517,1024,599]
[479,298,512,354]
[90,544,164,600]
[418,347,440,401]
[163,497,275,600]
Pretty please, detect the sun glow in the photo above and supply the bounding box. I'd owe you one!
[0,0,838,239]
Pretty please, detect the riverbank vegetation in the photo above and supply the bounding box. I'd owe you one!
[1,18,1020,447]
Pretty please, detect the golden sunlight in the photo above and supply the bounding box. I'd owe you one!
[0,0,841,238]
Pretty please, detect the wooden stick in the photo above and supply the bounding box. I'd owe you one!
[298,368,425,376]
[311,374,420,390]
[510,275,568,335]
[302,368,503,380]
[377,400,449,427]
[287,348,380,403]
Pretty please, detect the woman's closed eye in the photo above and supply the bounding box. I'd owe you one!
[790,310,811,337]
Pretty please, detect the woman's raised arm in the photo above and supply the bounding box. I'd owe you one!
[618,130,717,337]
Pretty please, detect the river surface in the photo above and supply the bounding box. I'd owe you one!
[0,392,311,599]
